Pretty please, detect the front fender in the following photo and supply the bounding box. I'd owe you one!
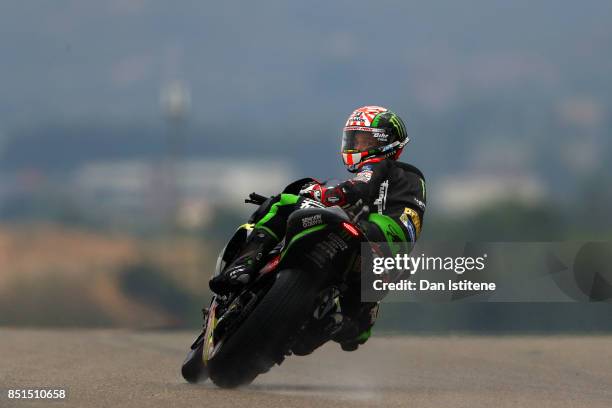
[214,224,254,277]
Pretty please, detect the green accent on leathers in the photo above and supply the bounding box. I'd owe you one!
[367,213,408,255]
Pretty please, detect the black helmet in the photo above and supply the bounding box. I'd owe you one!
[341,106,409,172]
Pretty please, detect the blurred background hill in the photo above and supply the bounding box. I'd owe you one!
[0,0,611,330]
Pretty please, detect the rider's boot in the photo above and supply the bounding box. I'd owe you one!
[332,302,379,351]
[291,312,344,356]
[209,228,278,295]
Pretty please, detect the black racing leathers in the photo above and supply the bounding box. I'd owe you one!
[302,159,426,246]
[320,159,427,344]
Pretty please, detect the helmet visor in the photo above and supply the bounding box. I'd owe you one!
[341,127,389,153]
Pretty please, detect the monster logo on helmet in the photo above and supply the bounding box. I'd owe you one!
[341,106,409,172]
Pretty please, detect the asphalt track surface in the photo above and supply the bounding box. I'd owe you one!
[1,329,611,408]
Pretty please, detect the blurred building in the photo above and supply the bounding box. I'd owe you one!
[434,173,547,215]
[69,158,295,228]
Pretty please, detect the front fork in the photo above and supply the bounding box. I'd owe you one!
[192,299,218,365]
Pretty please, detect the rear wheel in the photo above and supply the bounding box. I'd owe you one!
[208,268,323,388]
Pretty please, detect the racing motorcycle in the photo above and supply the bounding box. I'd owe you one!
[180,178,371,388]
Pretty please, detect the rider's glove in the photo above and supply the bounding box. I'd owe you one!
[299,181,323,200]
[299,182,348,207]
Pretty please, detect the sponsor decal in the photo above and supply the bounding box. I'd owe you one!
[414,198,426,211]
[380,141,399,152]
[374,180,389,214]
[400,207,422,236]
[343,126,387,133]
[353,170,373,183]
[347,111,365,126]
[385,223,403,244]
[373,132,388,141]
[420,178,426,201]
[313,232,349,260]
[389,115,406,138]
[401,217,416,242]
[345,106,388,127]
[302,214,323,228]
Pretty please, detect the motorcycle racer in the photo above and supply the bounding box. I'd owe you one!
[209,105,426,351]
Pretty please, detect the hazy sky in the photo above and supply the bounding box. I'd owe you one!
[0,0,610,203]
[1,0,610,128]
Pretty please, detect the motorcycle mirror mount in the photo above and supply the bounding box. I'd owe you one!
[245,192,268,205]
[352,204,370,224]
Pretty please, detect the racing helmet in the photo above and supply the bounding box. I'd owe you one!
[341,106,409,172]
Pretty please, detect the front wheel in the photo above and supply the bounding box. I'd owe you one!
[208,268,324,388]
[181,333,209,383]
